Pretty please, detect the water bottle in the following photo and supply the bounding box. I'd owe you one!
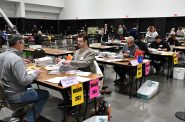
[108,104,112,121]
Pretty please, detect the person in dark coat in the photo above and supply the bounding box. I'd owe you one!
[149,36,170,72]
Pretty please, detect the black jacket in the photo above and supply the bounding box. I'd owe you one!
[149,40,170,51]
[135,39,149,55]
[167,38,181,46]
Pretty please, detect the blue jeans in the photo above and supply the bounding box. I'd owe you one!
[8,88,49,122]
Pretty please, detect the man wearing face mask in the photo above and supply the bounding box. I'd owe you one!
[149,36,170,72]
[114,36,138,86]
[0,35,49,122]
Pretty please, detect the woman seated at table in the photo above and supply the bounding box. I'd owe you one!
[149,36,170,73]
[167,33,181,46]
[114,36,138,86]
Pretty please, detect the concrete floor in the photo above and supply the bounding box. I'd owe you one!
[1,65,185,122]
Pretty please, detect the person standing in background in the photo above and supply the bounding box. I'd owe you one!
[145,26,158,43]
[97,27,104,43]
[34,31,44,45]
[103,24,109,42]
[170,28,176,35]
[65,26,71,36]
[117,25,123,40]
[110,25,115,40]
[32,25,38,36]
[122,24,129,38]
[129,24,139,40]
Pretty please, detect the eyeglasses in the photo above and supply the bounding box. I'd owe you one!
[77,40,84,43]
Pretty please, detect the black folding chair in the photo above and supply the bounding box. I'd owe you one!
[32,48,46,59]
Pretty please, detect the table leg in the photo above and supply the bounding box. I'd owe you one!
[129,76,133,99]
[60,89,67,122]
[167,61,170,80]
[94,98,97,114]
[83,86,89,120]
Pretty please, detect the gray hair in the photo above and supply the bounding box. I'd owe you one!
[38,31,42,35]
[8,35,23,47]
[126,36,135,42]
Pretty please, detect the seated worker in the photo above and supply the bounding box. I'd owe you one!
[167,33,181,46]
[0,35,49,122]
[57,33,108,106]
[114,36,138,86]
[57,33,96,73]
[135,36,149,58]
[149,35,170,72]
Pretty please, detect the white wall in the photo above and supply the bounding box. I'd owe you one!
[25,0,64,8]
[0,0,64,19]
[1,0,185,20]
[60,0,185,20]
[25,3,62,19]
[0,1,16,17]
[4,0,64,8]
[25,11,59,20]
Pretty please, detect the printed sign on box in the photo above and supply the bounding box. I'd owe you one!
[173,54,178,65]
[71,83,84,106]
[137,64,142,78]
[145,62,150,76]
[89,79,99,99]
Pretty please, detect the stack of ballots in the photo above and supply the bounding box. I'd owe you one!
[34,57,53,66]
[59,65,75,72]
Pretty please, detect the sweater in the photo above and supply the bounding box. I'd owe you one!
[122,44,138,57]
[70,48,96,73]
[149,41,170,51]
[0,48,39,100]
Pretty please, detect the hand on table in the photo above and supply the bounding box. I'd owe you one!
[63,60,71,65]
[23,59,31,64]
[123,53,129,57]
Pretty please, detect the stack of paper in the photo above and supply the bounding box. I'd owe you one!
[45,65,60,70]
[59,65,74,72]
[75,71,92,76]
[76,76,91,82]
[27,69,36,75]
[45,77,67,84]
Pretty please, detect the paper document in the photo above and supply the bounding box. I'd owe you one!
[143,59,150,63]
[161,52,174,56]
[66,70,80,74]
[76,76,91,82]
[75,71,92,76]
[59,65,74,72]
[45,77,67,84]
[130,60,139,66]
[45,65,60,70]
[60,77,79,88]
[65,70,92,76]
[27,69,36,75]
[48,70,60,75]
